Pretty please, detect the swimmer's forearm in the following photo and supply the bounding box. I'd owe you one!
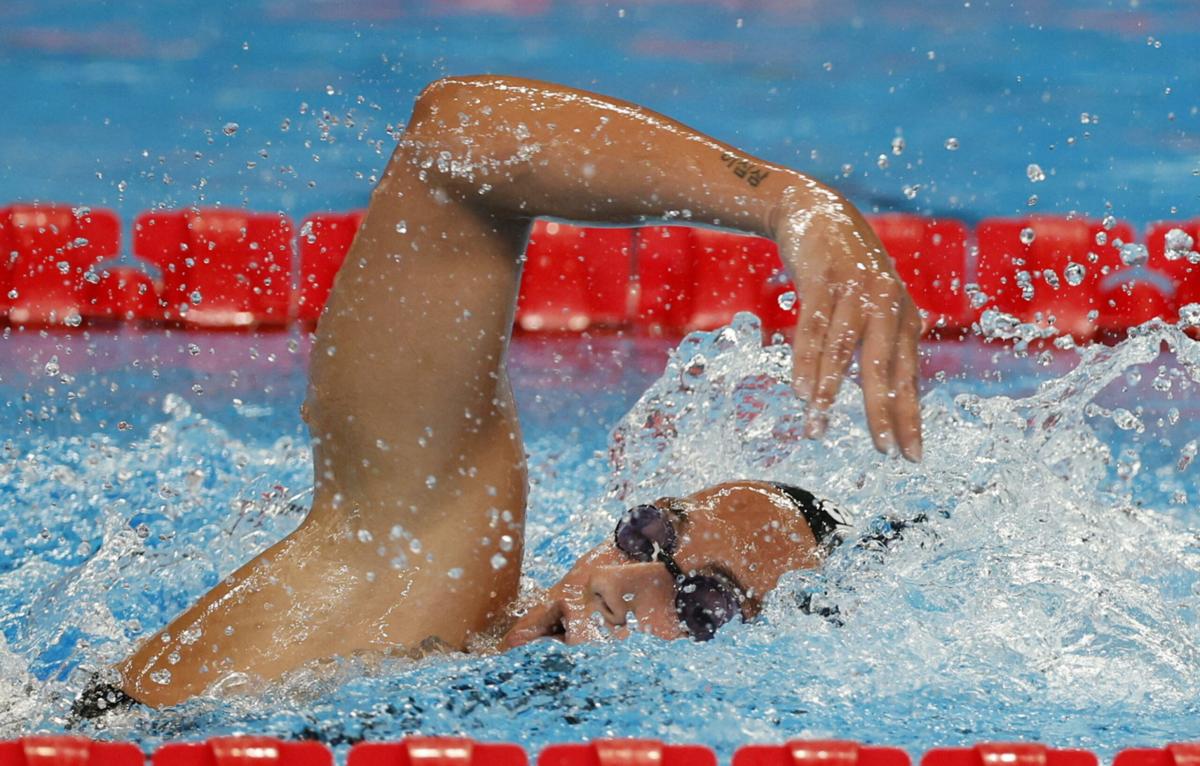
[396,75,828,238]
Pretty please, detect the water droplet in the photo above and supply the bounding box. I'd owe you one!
[891,137,905,155]
[902,184,920,200]
[1178,303,1200,327]
[395,220,407,234]
[187,343,201,356]
[409,538,423,554]
[1018,227,1036,245]
[425,474,437,489]
[1064,262,1086,286]
[876,154,889,169]
[6,289,16,300]
[944,137,959,151]
[149,669,172,685]
[357,529,373,543]
[1026,163,1045,182]
[222,122,239,137]
[776,290,797,310]
[1164,228,1195,261]
[499,534,514,552]
[491,553,508,570]
[1102,214,1117,231]
[1119,242,1148,267]
[190,290,203,304]
[447,567,464,580]
[44,357,60,377]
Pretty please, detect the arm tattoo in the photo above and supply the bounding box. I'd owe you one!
[719,151,770,187]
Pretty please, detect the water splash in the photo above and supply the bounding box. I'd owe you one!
[1,320,1198,756]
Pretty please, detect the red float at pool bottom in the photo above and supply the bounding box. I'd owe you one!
[0,737,142,766]
[134,209,293,328]
[734,741,910,766]
[921,744,1097,766]
[1114,744,1200,766]
[516,220,632,332]
[976,216,1133,340]
[349,738,528,766]
[152,738,331,766]
[0,204,120,326]
[297,211,364,324]
[539,741,716,766]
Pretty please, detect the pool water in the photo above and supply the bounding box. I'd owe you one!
[4,0,1200,758]
[1,316,1199,759]
[3,0,1198,227]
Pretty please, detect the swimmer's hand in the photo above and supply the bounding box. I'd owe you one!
[771,185,923,461]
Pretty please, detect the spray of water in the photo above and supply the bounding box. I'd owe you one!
[1,316,1198,755]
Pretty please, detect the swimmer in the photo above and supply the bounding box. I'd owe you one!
[78,75,922,714]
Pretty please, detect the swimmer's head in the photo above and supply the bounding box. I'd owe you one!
[499,480,827,649]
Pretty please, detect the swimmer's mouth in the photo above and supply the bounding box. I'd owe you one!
[501,602,569,649]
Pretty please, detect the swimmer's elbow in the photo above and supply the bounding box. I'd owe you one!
[407,75,511,134]
[401,75,530,200]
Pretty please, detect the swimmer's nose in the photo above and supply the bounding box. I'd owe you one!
[586,562,675,633]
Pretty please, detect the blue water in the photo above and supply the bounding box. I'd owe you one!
[2,0,1198,228]
[1,318,1200,760]
[4,0,1200,759]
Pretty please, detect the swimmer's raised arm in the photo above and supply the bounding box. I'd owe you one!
[398,75,922,460]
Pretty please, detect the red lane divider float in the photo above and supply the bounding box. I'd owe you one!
[134,208,293,328]
[1,202,1195,339]
[1114,744,1200,766]
[976,216,1135,340]
[539,740,716,766]
[152,738,331,766]
[1146,220,1200,316]
[5,738,1200,766]
[734,741,910,766]
[349,738,527,766]
[297,211,364,325]
[922,744,1097,766]
[0,204,121,325]
[0,737,143,766]
[869,214,972,337]
[516,220,632,332]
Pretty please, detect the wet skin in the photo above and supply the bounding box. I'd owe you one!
[500,481,825,648]
[114,75,922,707]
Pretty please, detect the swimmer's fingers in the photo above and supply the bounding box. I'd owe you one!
[891,303,924,462]
[791,275,835,404]
[804,293,865,439]
[859,290,902,456]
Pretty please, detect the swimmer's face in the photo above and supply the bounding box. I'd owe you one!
[500,480,825,649]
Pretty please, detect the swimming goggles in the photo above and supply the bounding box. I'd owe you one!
[613,503,745,641]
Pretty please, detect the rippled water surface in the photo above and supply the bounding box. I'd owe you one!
[4,0,1200,758]
[2,318,1199,758]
